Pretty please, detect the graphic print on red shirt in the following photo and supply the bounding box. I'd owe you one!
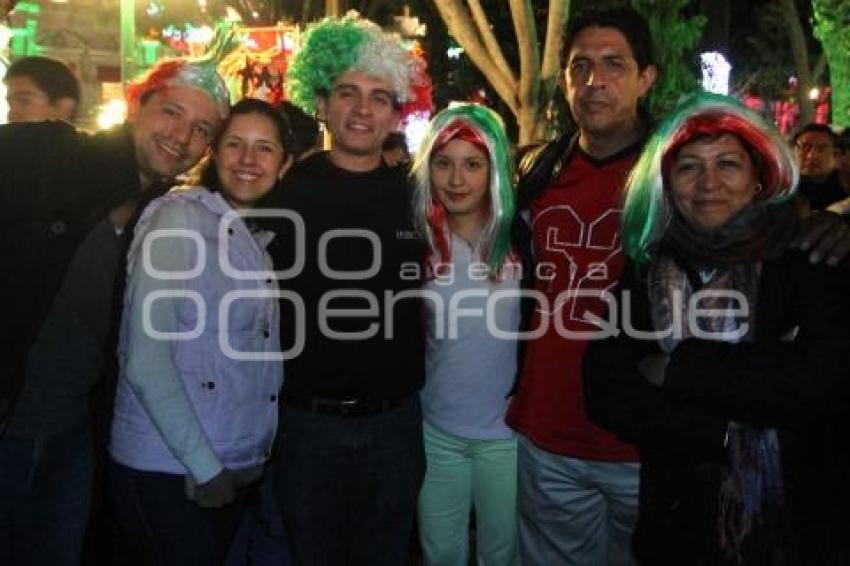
[507,149,640,462]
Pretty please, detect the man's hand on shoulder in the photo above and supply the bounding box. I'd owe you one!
[791,210,850,266]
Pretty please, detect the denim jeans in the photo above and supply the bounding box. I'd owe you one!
[273,395,426,566]
[0,422,94,566]
[108,460,245,566]
[225,468,292,566]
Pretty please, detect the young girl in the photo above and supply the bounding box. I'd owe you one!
[412,104,519,566]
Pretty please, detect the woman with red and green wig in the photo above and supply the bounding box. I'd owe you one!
[584,92,850,564]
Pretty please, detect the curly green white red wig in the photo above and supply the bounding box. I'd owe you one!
[286,12,432,119]
[125,24,236,120]
[622,92,798,264]
[411,104,515,274]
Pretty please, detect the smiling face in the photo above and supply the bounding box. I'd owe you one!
[565,26,656,155]
[317,69,402,171]
[668,133,760,231]
[130,86,222,188]
[214,112,291,210]
[430,139,490,228]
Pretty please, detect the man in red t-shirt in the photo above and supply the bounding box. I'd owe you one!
[507,7,657,564]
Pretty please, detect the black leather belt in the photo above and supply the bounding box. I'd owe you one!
[283,395,403,418]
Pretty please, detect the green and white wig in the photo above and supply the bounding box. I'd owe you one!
[286,12,431,119]
[411,103,515,274]
[622,92,798,264]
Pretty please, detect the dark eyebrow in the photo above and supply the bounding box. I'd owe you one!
[333,83,394,99]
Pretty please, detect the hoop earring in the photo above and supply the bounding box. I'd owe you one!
[753,183,763,194]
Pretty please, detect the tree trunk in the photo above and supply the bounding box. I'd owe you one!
[432,0,518,115]
[431,0,569,144]
[779,0,814,128]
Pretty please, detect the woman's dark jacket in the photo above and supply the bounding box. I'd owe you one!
[584,250,850,565]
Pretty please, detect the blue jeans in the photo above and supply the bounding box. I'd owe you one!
[0,422,94,566]
[517,435,640,566]
[109,460,245,566]
[273,395,425,566]
[225,468,292,566]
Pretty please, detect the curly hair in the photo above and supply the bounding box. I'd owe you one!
[286,12,431,118]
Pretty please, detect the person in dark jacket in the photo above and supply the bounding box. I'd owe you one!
[584,92,850,565]
[0,53,228,565]
[792,123,847,213]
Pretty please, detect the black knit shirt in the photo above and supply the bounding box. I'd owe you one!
[263,152,426,401]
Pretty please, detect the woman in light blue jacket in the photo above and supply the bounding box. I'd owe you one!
[109,98,293,565]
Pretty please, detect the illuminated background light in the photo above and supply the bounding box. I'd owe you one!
[700,51,731,95]
[96,98,127,130]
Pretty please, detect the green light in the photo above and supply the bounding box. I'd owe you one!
[138,39,160,68]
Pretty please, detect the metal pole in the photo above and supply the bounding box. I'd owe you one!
[120,0,136,85]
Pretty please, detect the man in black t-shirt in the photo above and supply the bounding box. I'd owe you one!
[261,14,432,566]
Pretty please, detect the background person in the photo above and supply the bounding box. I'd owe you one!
[278,100,321,160]
[792,123,846,212]
[4,55,80,122]
[109,98,291,565]
[412,104,519,566]
[585,93,850,565]
[826,128,850,216]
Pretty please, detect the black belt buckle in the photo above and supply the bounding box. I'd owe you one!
[306,397,399,418]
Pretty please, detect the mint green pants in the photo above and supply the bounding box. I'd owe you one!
[417,422,519,566]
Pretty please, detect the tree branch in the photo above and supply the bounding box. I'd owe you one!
[467,0,516,85]
[509,0,540,109]
[779,0,814,124]
[433,0,518,115]
[812,54,827,83]
[540,0,569,102]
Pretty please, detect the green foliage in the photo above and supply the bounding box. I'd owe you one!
[630,0,706,118]
[812,0,850,126]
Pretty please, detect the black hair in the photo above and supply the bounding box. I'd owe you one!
[564,6,655,71]
[278,100,320,159]
[5,56,80,116]
[382,131,408,152]
[837,129,850,153]
[200,97,294,192]
[791,123,837,147]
